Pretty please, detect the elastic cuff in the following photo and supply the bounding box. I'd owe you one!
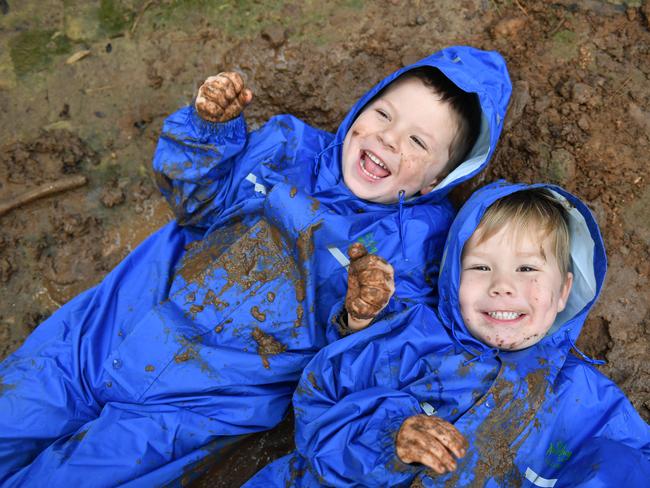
[188,107,247,141]
[376,414,421,483]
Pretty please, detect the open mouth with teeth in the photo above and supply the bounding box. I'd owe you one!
[484,311,525,322]
[358,150,392,181]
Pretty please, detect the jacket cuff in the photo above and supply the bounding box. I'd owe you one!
[188,106,247,143]
[373,412,422,485]
[325,300,347,342]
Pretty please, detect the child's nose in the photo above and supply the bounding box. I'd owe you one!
[377,128,399,151]
[488,275,516,297]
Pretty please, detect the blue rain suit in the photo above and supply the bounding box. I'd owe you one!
[245,182,650,487]
[0,47,511,487]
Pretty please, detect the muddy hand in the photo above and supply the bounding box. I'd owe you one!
[396,415,468,475]
[195,72,254,123]
[345,242,395,330]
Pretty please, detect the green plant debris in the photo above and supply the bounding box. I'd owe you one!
[9,30,72,77]
[98,0,136,36]
[551,29,578,61]
[142,0,365,43]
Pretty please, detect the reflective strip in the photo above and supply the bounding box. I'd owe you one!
[245,173,267,195]
[452,56,462,63]
[327,246,350,269]
[524,467,557,487]
[420,402,436,416]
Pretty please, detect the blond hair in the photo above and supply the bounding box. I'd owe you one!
[472,189,571,278]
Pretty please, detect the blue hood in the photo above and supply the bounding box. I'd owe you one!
[314,46,512,205]
[437,181,608,361]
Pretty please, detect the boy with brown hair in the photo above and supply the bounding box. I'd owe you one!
[0,47,511,486]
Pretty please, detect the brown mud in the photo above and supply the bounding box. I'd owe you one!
[1,0,649,486]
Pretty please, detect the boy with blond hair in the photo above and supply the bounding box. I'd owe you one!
[246,182,650,487]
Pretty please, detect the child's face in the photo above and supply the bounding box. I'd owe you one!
[458,222,573,351]
[341,76,457,204]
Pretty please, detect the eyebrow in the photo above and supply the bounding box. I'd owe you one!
[464,250,546,260]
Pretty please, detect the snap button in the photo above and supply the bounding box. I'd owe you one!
[112,358,122,369]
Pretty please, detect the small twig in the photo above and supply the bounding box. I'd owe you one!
[612,76,632,97]
[82,85,116,94]
[0,175,88,217]
[513,0,528,16]
[548,13,566,37]
[131,0,156,34]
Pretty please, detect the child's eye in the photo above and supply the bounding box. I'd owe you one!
[466,265,490,271]
[517,265,537,272]
[410,136,427,150]
[376,109,390,120]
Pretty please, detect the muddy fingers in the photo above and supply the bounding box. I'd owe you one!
[195,71,254,122]
[396,415,468,475]
[345,243,395,324]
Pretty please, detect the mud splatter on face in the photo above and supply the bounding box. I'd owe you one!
[252,327,287,369]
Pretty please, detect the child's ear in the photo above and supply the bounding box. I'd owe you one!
[420,178,440,195]
[557,272,574,312]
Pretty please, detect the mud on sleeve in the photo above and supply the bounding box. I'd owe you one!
[152,106,248,227]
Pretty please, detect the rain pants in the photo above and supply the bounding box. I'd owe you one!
[245,182,650,487]
[0,46,511,487]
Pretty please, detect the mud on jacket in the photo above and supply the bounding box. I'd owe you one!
[244,182,650,487]
[0,46,510,487]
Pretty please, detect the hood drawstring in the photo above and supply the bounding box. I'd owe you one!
[398,190,407,260]
[313,141,344,177]
[566,330,606,365]
[464,346,500,365]
[448,316,499,365]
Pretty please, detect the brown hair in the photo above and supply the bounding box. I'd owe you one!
[406,67,481,173]
[472,188,571,278]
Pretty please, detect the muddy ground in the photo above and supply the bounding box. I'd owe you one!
[0,0,648,485]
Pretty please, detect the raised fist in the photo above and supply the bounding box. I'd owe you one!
[396,415,468,475]
[345,243,395,330]
[195,72,253,123]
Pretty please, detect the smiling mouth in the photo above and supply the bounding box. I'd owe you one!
[485,311,524,321]
[360,150,391,180]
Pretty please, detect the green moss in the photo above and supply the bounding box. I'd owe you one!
[551,29,578,61]
[98,0,135,36]
[146,0,366,42]
[9,30,72,77]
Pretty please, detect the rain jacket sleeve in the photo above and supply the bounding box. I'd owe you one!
[152,107,249,227]
[294,307,432,487]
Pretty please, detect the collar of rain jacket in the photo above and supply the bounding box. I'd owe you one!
[436,181,608,377]
[313,45,512,209]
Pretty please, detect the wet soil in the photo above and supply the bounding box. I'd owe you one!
[1,0,649,486]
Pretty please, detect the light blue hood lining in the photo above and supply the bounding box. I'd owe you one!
[435,113,490,192]
[548,189,597,334]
